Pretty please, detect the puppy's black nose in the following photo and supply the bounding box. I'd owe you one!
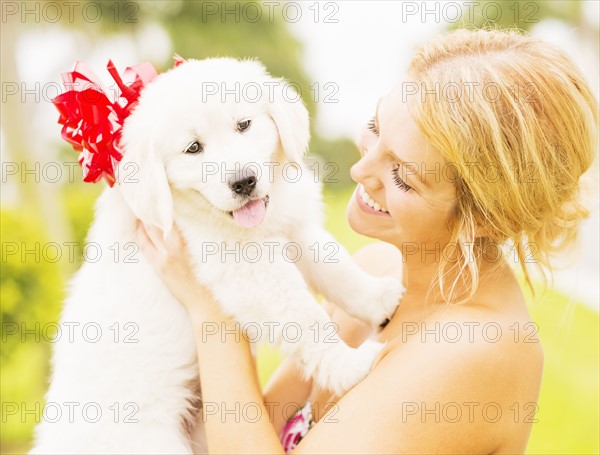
[230,176,257,196]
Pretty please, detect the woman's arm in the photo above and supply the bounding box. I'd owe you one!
[136,222,285,453]
[263,298,372,435]
[263,358,313,435]
[263,243,392,433]
[193,303,285,453]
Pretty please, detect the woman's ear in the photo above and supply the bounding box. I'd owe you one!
[117,136,173,235]
[474,218,494,239]
[266,77,310,164]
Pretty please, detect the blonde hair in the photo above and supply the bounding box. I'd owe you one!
[406,28,599,304]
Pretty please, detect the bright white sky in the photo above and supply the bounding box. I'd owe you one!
[287,1,446,140]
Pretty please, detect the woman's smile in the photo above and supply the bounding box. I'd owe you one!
[354,183,391,217]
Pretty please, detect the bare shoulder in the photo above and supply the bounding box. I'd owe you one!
[411,299,545,377]
[373,299,544,453]
[297,297,543,454]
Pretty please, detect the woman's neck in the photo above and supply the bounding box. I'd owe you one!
[394,240,507,309]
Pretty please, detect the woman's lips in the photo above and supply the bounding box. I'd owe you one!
[354,186,391,217]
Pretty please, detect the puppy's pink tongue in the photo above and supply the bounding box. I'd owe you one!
[232,199,266,228]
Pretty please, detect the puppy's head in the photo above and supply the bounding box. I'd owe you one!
[118,57,309,232]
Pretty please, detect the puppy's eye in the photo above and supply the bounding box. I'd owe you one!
[184,141,203,154]
[237,119,251,132]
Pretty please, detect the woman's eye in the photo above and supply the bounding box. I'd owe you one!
[237,119,251,132]
[392,165,412,192]
[367,116,379,136]
[184,141,203,154]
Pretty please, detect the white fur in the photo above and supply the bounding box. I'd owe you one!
[31,58,404,454]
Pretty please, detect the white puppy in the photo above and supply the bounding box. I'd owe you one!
[31,58,404,454]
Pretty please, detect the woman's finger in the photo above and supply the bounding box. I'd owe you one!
[165,225,185,251]
[142,223,168,257]
[135,220,159,264]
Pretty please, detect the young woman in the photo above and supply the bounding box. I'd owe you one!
[136,28,598,453]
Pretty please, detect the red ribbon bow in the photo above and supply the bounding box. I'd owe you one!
[52,60,159,186]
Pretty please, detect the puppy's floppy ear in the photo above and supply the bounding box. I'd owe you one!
[267,77,310,164]
[117,134,173,235]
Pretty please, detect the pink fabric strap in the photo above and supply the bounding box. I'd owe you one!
[279,401,314,453]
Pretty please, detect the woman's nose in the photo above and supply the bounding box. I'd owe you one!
[350,148,381,189]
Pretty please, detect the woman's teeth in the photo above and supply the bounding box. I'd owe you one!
[359,185,388,213]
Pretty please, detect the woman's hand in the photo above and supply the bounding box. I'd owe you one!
[135,221,230,324]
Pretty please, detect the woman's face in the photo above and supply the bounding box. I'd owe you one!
[347,84,458,255]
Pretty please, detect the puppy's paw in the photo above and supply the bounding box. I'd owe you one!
[348,276,405,330]
[374,276,406,329]
[314,340,385,396]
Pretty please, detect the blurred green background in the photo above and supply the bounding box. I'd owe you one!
[1,1,598,453]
